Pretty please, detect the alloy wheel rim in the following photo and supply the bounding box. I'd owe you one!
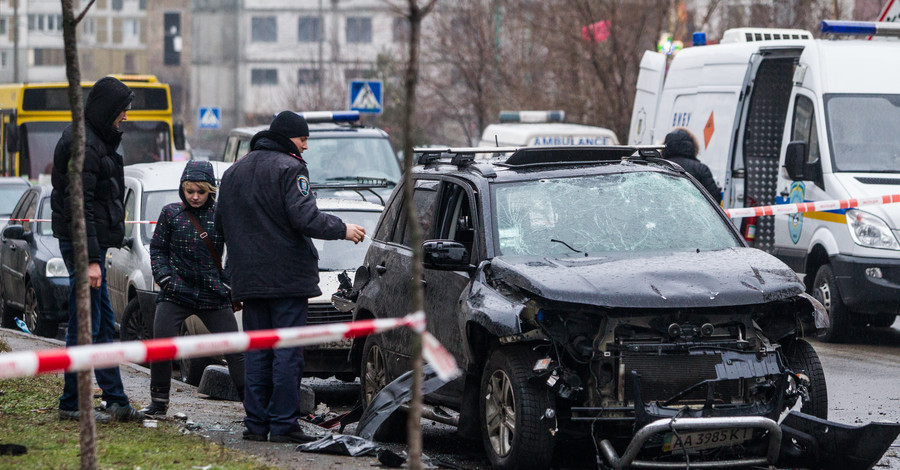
[484,369,516,457]
[24,287,39,333]
[363,344,387,406]
[816,281,832,312]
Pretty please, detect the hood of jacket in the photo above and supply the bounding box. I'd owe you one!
[489,247,804,309]
[663,128,698,160]
[85,77,134,148]
[249,130,304,158]
[179,160,217,209]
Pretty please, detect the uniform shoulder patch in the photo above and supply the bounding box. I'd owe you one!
[297,175,310,196]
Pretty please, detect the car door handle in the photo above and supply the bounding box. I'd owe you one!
[375,263,387,275]
[9,244,15,251]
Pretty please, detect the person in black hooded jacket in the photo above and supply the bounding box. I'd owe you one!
[662,128,722,204]
[51,76,143,423]
[140,160,245,417]
[216,111,365,443]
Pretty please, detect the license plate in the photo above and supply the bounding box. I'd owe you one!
[662,428,753,452]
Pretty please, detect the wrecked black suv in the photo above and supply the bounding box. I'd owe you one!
[341,146,899,469]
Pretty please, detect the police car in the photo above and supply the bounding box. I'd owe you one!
[222,110,400,205]
[478,110,618,147]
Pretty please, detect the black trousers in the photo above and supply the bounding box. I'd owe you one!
[149,301,245,400]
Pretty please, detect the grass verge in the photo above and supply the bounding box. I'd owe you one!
[0,344,275,470]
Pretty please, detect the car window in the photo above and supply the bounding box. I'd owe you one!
[237,138,252,160]
[10,190,34,220]
[223,136,239,162]
[142,190,181,243]
[38,197,53,236]
[124,189,136,238]
[374,184,404,242]
[493,171,740,256]
[401,180,441,246]
[0,183,30,217]
[436,182,476,261]
[21,192,38,233]
[312,210,382,270]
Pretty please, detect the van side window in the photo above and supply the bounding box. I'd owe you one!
[791,95,820,164]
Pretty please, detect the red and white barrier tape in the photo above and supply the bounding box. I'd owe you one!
[0,218,155,224]
[0,311,461,382]
[724,194,900,219]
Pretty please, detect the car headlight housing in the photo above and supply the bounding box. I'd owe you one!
[846,209,900,250]
[45,257,69,278]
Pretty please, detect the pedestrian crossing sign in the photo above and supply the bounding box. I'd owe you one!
[198,107,221,129]
[349,80,383,114]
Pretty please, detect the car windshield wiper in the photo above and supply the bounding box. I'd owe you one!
[325,176,397,185]
[550,238,585,255]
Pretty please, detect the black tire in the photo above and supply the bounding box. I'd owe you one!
[0,285,14,329]
[782,339,828,420]
[120,297,147,342]
[869,314,897,328]
[480,346,555,470]
[179,317,217,386]
[359,334,406,442]
[812,264,849,343]
[24,283,55,337]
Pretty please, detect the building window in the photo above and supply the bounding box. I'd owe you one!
[112,0,123,11]
[251,68,278,85]
[82,17,96,36]
[33,48,65,66]
[251,16,277,42]
[139,0,146,10]
[298,16,321,42]
[124,18,140,41]
[28,14,63,32]
[124,53,135,73]
[0,18,6,36]
[392,17,408,43]
[346,17,372,43]
[1,52,7,68]
[344,68,372,81]
[297,68,319,85]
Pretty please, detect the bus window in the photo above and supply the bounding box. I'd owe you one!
[119,121,171,165]
[21,122,68,177]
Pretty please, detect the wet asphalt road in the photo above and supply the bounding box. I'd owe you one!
[1,318,898,469]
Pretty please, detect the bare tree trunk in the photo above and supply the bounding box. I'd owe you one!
[398,1,437,469]
[59,1,97,469]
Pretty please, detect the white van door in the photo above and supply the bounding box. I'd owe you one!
[628,51,667,145]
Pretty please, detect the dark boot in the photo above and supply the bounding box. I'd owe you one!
[140,386,169,417]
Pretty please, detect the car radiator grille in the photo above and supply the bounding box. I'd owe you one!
[307,303,353,325]
[621,353,740,403]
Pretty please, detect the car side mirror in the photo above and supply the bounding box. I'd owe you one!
[784,141,820,182]
[173,121,186,151]
[2,225,29,241]
[423,240,470,271]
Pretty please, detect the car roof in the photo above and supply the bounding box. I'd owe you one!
[228,123,389,140]
[124,161,233,192]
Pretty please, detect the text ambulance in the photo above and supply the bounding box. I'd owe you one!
[628,20,900,342]
[479,110,618,147]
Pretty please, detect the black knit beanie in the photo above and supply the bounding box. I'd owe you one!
[269,111,309,139]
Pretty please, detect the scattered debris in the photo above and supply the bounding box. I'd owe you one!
[356,364,447,440]
[0,444,27,456]
[143,420,158,428]
[377,448,406,468]
[296,434,379,457]
[173,412,188,421]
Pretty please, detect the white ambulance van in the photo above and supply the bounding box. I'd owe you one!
[628,20,900,342]
[479,110,618,147]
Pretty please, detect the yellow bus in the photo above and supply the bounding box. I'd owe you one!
[0,75,185,178]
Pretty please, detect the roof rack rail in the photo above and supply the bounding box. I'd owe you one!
[499,145,664,167]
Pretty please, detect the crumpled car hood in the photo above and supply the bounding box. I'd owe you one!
[490,247,804,308]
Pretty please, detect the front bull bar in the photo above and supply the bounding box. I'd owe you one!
[598,416,782,469]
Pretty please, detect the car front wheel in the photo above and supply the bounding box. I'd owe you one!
[480,346,555,470]
[813,264,849,343]
[781,339,828,419]
[359,334,406,442]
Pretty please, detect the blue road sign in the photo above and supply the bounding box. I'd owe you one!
[349,80,383,114]
[198,107,221,129]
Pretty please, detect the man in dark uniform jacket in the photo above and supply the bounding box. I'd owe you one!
[51,76,144,423]
[662,128,722,204]
[216,111,365,443]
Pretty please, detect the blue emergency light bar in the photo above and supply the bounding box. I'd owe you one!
[820,20,900,37]
[289,110,360,123]
[498,110,566,123]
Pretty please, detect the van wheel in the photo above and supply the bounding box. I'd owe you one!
[480,346,555,470]
[359,335,406,442]
[812,265,849,343]
[781,339,828,419]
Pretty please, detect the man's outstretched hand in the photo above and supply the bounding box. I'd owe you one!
[345,224,366,244]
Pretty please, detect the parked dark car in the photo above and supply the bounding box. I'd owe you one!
[0,185,68,337]
[339,146,899,470]
[0,177,31,222]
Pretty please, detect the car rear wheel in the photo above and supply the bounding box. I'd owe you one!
[782,339,828,420]
[359,334,406,442]
[24,283,55,337]
[480,346,555,470]
[813,264,849,343]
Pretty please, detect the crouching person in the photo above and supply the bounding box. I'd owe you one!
[142,160,245,417]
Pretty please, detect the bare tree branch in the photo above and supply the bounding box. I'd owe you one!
[74,0,96,24]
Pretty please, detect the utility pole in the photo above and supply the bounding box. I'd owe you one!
[317,0,324,104]
[13,0,19,82]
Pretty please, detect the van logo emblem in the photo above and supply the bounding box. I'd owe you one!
[788,182,805,244]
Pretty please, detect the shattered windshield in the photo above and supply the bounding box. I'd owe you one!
[493,171,739,256]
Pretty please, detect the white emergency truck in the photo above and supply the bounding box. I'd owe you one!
[629,20,900,342]
[478,110,618,147]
